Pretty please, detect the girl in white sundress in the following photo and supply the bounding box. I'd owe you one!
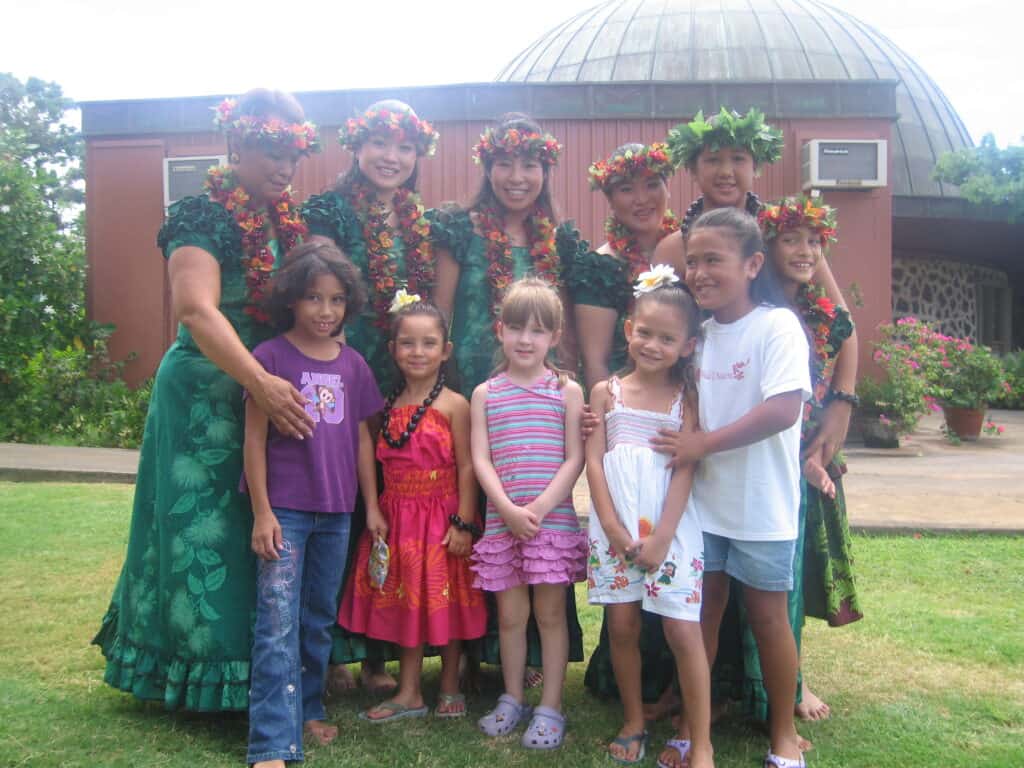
[586,266,713,768]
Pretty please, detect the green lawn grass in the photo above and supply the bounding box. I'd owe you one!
[1,482,1021,767]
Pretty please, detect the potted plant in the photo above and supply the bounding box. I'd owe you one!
[883,317,1005,441]
[856,375,927,448]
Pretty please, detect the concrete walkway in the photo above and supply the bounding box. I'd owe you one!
[3,410,1022,533]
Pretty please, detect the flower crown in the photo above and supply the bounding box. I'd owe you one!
[666,107,783,169]
[759,195,838,245]
[473,127,562,167]
[633,264,680,298]
[588,142,678,192]
[213,98,321,155]
[339,108,439,157]
[389,288,422,314]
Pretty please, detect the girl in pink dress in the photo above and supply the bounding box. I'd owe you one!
[339,297,486,722]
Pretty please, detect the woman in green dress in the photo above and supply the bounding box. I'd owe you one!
[93,90,321,710]
[570,142,686,726]
[301,100,439,696]
[430,113,588,671]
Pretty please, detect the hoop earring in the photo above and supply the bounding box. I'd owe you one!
[229,152,240,164]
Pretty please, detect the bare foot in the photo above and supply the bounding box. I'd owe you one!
[671,699,727,731]
[303,719,338,746]
[643,688,680,723]
[360,662,398,696]
[795,681,831,721]
[325,663,357,696]
[798,733,814,753]
[253,762,285,768]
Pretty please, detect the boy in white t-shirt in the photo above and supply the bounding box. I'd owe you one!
[654,207,810,768]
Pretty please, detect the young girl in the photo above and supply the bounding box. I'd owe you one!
[655,207,811,768]
[338,296,487,721]
[302,99,439,694]
[470,277,586,750]
[243,242,384,768]
[586,267,712,768]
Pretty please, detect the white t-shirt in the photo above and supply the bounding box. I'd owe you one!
[693,305,811,541]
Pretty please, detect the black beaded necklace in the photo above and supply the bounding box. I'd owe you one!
[681,191,762,235]
[380,372,446,449]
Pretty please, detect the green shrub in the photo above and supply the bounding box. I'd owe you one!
[992,350,1024,409]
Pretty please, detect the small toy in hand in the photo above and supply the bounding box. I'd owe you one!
[368,535,390,590]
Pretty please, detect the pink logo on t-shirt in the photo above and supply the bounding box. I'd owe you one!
[699,358,751,382]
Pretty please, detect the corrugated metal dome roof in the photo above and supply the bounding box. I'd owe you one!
[496,0,972,197]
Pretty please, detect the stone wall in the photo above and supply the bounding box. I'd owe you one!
[891,254,1009,340]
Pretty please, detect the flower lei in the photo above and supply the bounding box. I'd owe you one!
[473,127,562,167]
[759,195,838,245]
[476,205,559,329]
[213,98,320,155]
[339,108,439,157]
[666,107,783,169]
[681,192,763,235]
[205,167,307,323]
[588,142,677,192]
[796,282,840,397]
[349,183,434,329]
[605,211,680,282]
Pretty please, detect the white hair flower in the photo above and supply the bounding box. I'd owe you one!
[633,264,680,298]
[388,288,422,314]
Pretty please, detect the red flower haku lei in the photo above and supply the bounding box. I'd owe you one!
[349,183,435,329]
[205,167,307,323]
[587,143,677,192]
[473,127,562,167]
[339,108,439,157]
[476,205,559,330]
[605,211,680,283]
[213,98,320,155]
[759,195,838,245]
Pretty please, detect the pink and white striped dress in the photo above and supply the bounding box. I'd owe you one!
[471,371,587,592]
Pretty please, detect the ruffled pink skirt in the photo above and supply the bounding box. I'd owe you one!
[470,529,587,592]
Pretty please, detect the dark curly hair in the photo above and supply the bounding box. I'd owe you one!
[265,241,367,334]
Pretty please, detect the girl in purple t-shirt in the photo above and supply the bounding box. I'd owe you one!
[243,242,384,768]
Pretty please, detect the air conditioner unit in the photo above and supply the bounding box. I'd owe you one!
[801,140,887,190]
[164,155,226,208]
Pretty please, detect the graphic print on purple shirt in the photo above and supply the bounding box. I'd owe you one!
[244,335,384,514]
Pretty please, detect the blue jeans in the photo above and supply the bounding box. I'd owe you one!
[247,508,351,764]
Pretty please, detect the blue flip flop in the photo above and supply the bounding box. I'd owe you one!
[358,700,428,723]
[609,730,648,764]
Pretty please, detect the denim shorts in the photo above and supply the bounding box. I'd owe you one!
[702,532,795,592]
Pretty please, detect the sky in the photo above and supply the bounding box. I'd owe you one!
[5,0,1021,146]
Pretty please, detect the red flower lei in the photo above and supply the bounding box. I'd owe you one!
[605,211,680,282]
[205,167,307,323]
[349,183,435,329]
[796,282,839,404]
[476,205,559,329]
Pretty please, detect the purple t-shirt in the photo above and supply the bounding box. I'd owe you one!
[245,335,384,514]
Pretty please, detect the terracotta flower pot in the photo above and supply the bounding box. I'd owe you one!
[942,406,985,441]
[858,414,900,448]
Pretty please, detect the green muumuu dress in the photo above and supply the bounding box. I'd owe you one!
[428,207,588,666]
[93,195,281,711]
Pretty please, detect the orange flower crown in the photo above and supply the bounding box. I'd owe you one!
[213,98,321,155]
[473,127,562,167]
[338,108,439,157]
[588,142,678,192]
[758,195,838,246]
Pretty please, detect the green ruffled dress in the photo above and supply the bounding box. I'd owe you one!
[302,189,411,666]
[428,207,588,665]
[564,248,632,375]
[92,195,281,711]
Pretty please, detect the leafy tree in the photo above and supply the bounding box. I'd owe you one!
[933,134,1024,222]
[0,73,83,220]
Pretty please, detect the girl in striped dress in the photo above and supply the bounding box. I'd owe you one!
[470,277,586,750]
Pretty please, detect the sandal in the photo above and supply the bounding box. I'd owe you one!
[657,738,691,768]
[521,706,566,750]
[609,730,648,765]
[765,754,806,768]
[478,693,532,737]
[358,700,428,723]
[434,692,467,720]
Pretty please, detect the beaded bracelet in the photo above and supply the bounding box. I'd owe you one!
[448,514,483,539]
[827,389,860,407]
